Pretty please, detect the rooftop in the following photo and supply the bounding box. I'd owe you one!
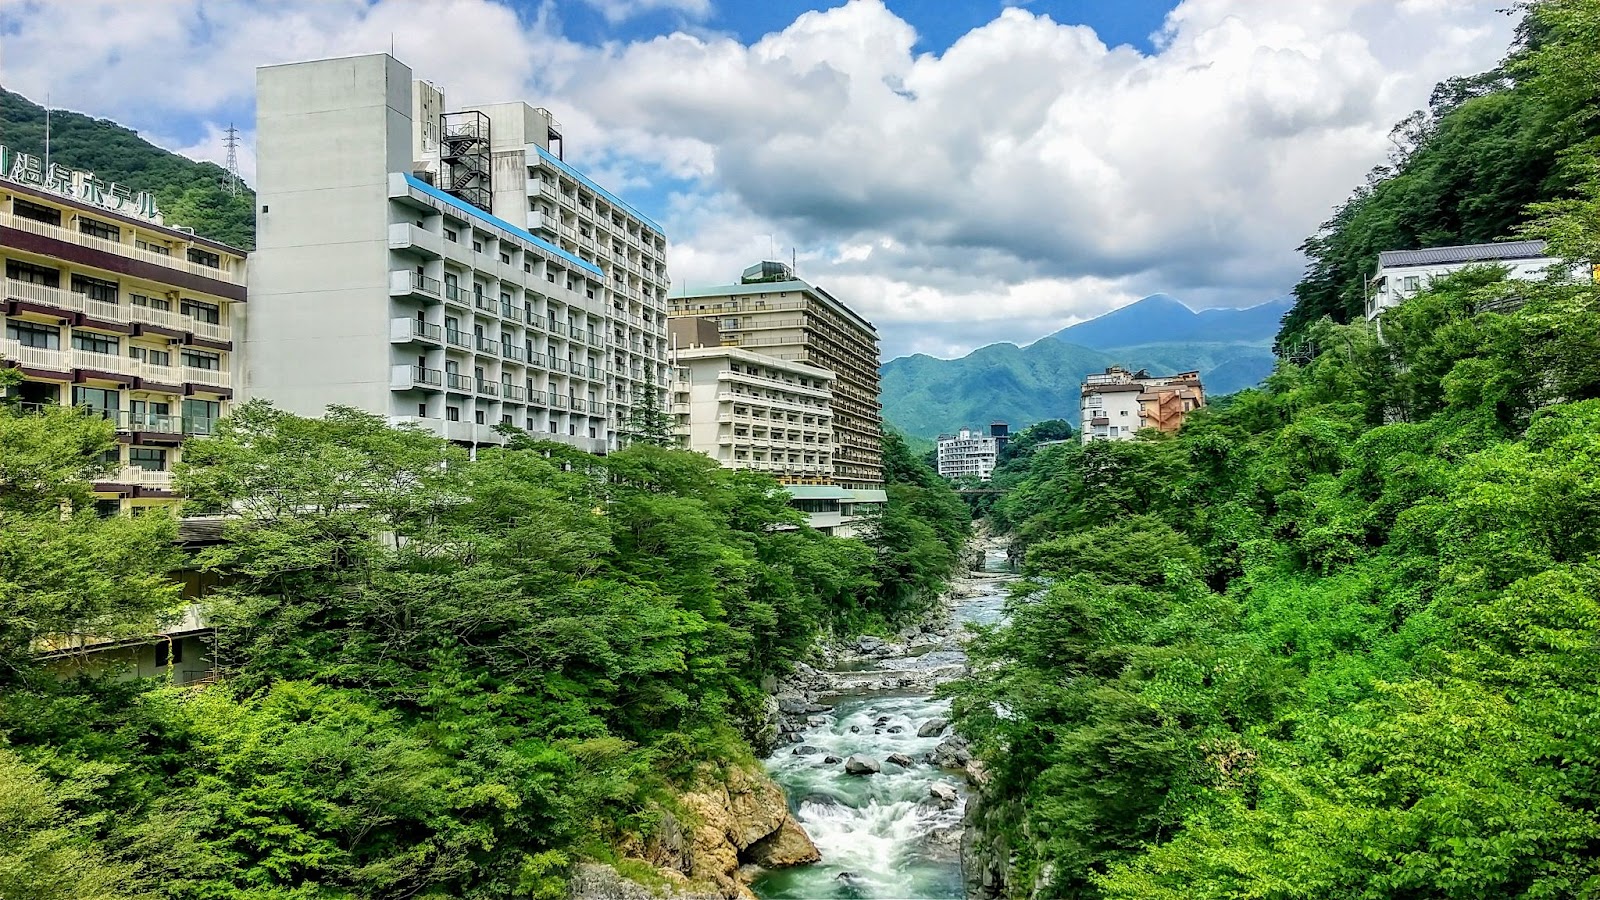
[1378,240,1551,268]
[671,277,878,336]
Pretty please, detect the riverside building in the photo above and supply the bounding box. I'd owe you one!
[0,155,246,514]
[936,425,1005,480]
[667,261,883,490]
[248,53,671,454]
[1081,366,1205,442]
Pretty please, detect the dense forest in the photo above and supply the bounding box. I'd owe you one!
[1276,0,1600,349]
[952,1,1600,895]
[0,87,256,248]
[0,393,967,898]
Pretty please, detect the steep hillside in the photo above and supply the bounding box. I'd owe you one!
[0,87,255,248]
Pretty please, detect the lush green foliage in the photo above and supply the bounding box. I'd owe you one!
[950,118,1600,900]
[1278,0,1600,348]
[0,401,964,897]
[0,88,255,248]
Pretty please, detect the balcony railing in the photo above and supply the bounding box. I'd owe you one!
[444,284,470,308]
[445,329,471,350]
[390,317,443,343]
[475,336,500,353]
[4,279,233,342]
[502,343,526,362]
[390,365,442,390]
[476,380,499,397]
[445,372,474,392]
[391,270,443,301]
[499,302,523,322]
[0,214,243,284]
[108,466,176,490]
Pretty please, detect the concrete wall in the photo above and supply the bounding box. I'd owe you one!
[247,54,413,416]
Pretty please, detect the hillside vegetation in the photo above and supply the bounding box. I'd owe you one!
[1277,0,1600,348]
[0,87,255,248]
[953,2,1600,895]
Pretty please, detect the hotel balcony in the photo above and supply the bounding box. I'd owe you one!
[390,317,443,345]
[4,279,233,345]
[390,364,442,391]
[0,213,244,285]
[388,222,442,259]
[390,270,442,303]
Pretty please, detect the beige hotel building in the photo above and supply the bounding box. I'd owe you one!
[0,152,245,514]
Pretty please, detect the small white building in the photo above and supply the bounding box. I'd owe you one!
[1366,240,1563,320]
[937,428,1000,480]
[1081,368,1145,442]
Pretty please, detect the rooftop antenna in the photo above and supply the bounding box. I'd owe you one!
[223,123,242,196]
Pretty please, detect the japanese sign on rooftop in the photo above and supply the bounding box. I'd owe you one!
[0,145,163,223]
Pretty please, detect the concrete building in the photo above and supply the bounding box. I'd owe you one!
[937,425,1003,480]
[668,261,882,490]
[248,53,670,454]
[671,345,835,482]
[1082,366,1204,442]
[1365,240,1563,320]
[0,150,246,514]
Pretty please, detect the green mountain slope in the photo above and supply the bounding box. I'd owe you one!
[880,337,1275,439]
[0,87,255,248]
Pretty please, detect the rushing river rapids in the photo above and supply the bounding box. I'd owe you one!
[754,548,1013,899]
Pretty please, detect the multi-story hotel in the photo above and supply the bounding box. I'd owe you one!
[671,344,835,481]
[668,261,882,489]
[248,53,670,453]
[937,425,1004,481]
[0,152,246,514]
[1081,366,1204,441]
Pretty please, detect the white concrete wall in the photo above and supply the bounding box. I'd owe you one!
[1083,390,1143,441]
[247,54,412,417]
[1368,256,1566,319]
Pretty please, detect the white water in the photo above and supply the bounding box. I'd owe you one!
[754,549,1012,899]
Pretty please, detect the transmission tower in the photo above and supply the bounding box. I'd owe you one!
[223,123,242,196]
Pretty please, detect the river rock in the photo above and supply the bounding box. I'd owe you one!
[791,745,821,756]
[918,717,950,737]
[855,635,887,653]
[930,737,972,768]
[929,782,959,808]
[776,696,810,715]
[823,755,843,764]
[849,725,861,733]
[887,725,905,733]
[745,817,822,868]
[844,755,881,775]
[886,752,916,768]
[567,862,723,900]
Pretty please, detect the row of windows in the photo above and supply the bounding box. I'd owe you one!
[4,319,220,368]
[6,260,224,321]
[12,199,223,268]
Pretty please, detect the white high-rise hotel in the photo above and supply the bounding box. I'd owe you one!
[247,54,671,453]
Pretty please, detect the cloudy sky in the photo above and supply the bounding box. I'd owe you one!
[0,0,1518,359]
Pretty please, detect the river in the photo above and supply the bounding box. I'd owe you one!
[753,547,1013,899]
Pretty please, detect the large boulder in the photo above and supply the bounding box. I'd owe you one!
[567,862,724,900]
[930,737,972,769]
[917,718,950,738]
[886,753,916,768]
[929,782,959,809]
[745,817,821,868]
[855,635,887,653]
[844,755,881,775]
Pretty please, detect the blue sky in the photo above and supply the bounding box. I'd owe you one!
[547,0,1177,54]
[1,0,1519,360]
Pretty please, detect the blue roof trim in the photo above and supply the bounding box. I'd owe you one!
[532,146,664,237]
[401,173,604,279]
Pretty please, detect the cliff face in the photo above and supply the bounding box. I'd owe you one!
[583,764,819,900]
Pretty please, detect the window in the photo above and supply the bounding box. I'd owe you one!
[183,399,220,435]
[472,239,483,252]
[446,406,461,422]
[154,639,183,667]
[71,386,119,415]
[474,409,485,425]
[13,199,60,226]
[135,239,171,256]
[94,498,122,518]
[501,414,513,426]
[444,228,459,242]
[1404,276,1421,291]
[72,331,120,355]
[71,274,119,304]
[129,346,171,366]
[131,400,170,425]
[499,252,510,264]
[131,293,171,311]
[1120,410,1129,416]
[5,320,59,349]
[79,217,120,241]
[129,447,167,472]
[548,419,558,433]
[181,349,221,370]
[187,247,221,269]
[181,299,220,324]
[418,403,427,417]
[6,260,60,287]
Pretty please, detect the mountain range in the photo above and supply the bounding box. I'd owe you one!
[880,294,1289,439]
